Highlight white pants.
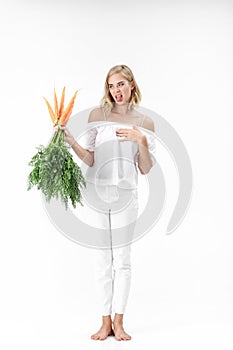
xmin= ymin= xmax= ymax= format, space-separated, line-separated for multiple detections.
xmin=82 ymin=183 xmax=139 ymax=316
xmin=92 ymin=244 xmax=132 ymax=316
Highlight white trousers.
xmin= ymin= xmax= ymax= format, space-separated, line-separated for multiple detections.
xmin=82 ymin=183 xmax=139 ymax=316
xmin=92 ymin=243 xmax=132 ymax=316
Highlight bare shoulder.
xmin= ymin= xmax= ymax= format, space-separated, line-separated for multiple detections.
xmin=88 ymin=107 xmax=104 ymax=123
xmin=142 ymin=115 xmax=155 ymax=132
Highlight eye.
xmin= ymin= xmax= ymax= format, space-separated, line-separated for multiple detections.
xmin=118 ymin=82 xmax=124 ymax=87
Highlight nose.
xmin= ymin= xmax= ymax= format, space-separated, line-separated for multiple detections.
xmin=114 ymin=86 xmax=121 ymax=94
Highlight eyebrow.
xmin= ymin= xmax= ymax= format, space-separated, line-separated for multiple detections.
xmin=108 ymin=80 xmax=125 ymax=86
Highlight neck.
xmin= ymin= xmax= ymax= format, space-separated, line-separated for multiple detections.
xmin=111 ymin=103 xmax=133 ymax=115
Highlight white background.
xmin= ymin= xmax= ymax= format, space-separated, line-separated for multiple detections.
xmin=0 ymin=0 xmax=233 ymax=349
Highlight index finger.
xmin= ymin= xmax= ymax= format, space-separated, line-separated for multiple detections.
xmin=116 ymin=128 xmax=130 ymax=132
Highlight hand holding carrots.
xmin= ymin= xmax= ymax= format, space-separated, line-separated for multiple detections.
xmin=53 ymin=125 xmax=75 ymax=146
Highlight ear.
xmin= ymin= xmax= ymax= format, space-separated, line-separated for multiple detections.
xmin=131 ymin=81 xmax=135 ymax=90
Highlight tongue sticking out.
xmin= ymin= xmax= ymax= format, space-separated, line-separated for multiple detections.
xmin=116 ymin=95 xmax=123 ymax=102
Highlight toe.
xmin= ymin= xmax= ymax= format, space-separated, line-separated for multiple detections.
xmin=115 ymin=334 xmax=122 ymax=341
xmin=91 ymin=333 xmax=100 ymax=340
xmin=124 ymin=333 xmax=131 ymax=340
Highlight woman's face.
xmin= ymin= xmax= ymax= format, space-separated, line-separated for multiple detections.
xmin=108 ymin=73 xmax=134 ymax=104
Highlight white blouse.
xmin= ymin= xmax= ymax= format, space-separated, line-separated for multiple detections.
xmin=78 ymin=120 xmax=156 ymax=189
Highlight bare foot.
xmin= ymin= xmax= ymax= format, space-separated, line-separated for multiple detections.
xmin=91 ymin=325 xmax=114 ymax=340
xmin=113 ymin=321 xmax=131 ymax=341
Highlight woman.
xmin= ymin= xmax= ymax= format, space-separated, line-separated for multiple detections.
xmin=60 ymin=64 xmax=156 ymax=340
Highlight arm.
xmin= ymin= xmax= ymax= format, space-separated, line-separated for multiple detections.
xmin=137 ymin=116 xmax=155 ymax=174
xmin=59 ymin=126 xmax=94 ymax=167
xmin=70 ymin=140 xmax=94 ymax=167
xmin=56 ymin=124 xmax=94 ymax=167
xmin=137 ymin=136 xmax=153 ymax=175
xmin=116 ymin=116 xmax=155 ymax=175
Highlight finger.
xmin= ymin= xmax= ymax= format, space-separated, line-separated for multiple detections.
xmin=116 ymin=130 xmax=128 ymax=135
xmin=117 ymin=128 xmax=130 ymax=133
xmin=52 ymin=126 xmax=59 ymax=133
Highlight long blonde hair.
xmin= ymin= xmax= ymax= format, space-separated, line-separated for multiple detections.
xmin=100 ymin=64 xmax=142 ymax=115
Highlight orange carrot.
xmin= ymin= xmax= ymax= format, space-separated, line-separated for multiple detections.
xmin=58 ymin=90 xmax=78 ymax=125
xmin=58 ymin=86 xmax=66 ymax=118
xmin=59 ymin=91 xmax=78 ymax=125
xmin=43 ymin=97 xmax=56 ymax=123
xmin=54 ymin=88 xmax=58 ymax=117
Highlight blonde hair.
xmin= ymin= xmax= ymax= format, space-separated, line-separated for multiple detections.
xmin=100 ymin=64 xmax=142 ymax=115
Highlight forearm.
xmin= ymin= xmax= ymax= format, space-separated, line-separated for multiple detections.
xmin=70 ymin=141 xmax=94 ymax=167
xmin=137 ymin=136 xmax=153 ymax=174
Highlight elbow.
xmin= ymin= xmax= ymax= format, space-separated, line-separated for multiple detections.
xmin=139 ymin=165 xmax=152 ymax=175
xmin=89 ymin=153 xmax=95 ymax=167
xmin=140 ymin=169 xmax=150 ymax=175
xmin=138 ymin=160 xmax=153 ymax=175
xmin=86 ymin=157 xmax=94 ymax=167
xmin=82 ymin=150 xmax=94 ymax=167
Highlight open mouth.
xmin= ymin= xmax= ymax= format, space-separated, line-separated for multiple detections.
xmin=115 ymin=94 xmax=123 ymax=102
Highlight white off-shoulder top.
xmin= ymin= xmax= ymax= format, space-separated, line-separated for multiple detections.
xmin=78 ymin=113 xmax=156 ymax=189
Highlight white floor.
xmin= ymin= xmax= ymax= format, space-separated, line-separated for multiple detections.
xmin=2 ymin=308 xmax=232 ymax=350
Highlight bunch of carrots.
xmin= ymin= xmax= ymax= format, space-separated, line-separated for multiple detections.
xmin=27 ymin=87 xmax=86 ymax=209
xmin=43 ymin=86 xmax=78 ymax=126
